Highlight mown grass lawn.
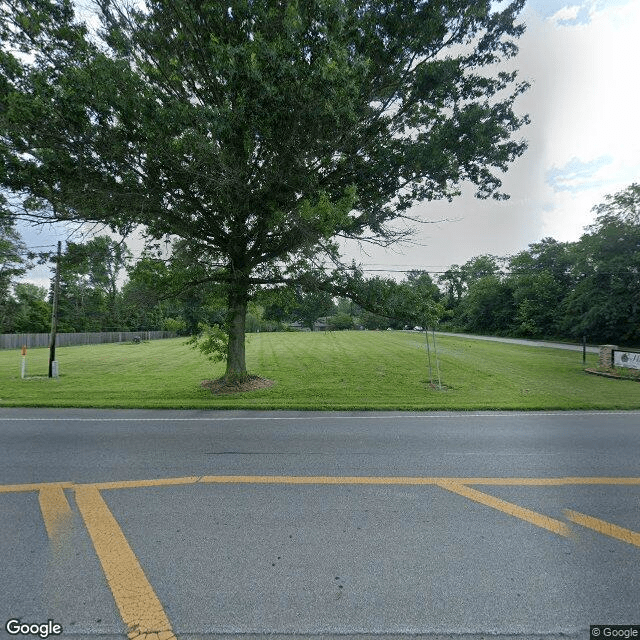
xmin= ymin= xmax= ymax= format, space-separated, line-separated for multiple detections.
xmin=1 ymin=331 xmax=639 ymax=410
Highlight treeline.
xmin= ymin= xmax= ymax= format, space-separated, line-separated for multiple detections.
xmin=439 ymin=183 xmax=640 ymax=345
xmin=307 ymin=182 xmax=640 ymax=346
xmin=0 ymin=233 xmax=436 ymax=336
xmin=0 ymin=224 xmax=442 ymax=336
xmin=0 ymin=233 xmax=219 ymax=335
xmin=1 ymin=184 xmax=638 ymax=346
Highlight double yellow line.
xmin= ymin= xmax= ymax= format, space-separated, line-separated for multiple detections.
xmin=7 ymin=475 xmax=640 ymax=639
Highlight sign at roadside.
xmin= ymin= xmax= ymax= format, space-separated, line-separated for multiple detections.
xmin=614 ymin=350 xmax=640 ymax=370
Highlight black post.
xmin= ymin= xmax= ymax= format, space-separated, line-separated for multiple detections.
xmin=48 ymin=241 xmax=61 ymax=378
xmin=582 ymin=335 xmax=586 ymax=365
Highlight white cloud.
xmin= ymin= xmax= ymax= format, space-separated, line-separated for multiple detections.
xmin=529 ymin=0 xmax=640 ymax=239
xmin=548 ymin=5 xmax=583 ymax=24
xmin=545 ymin=156 xmax=613 ymax=192
xmin=362 ymin=0 xmax=640 ymax=269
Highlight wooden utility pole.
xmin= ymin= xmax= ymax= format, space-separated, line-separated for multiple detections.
xmin=48 ymin=241 xmax=61 ymax=378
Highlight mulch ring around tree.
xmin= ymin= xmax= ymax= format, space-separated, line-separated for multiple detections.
xmin=201 ymin=375 xmax=275 ymax=395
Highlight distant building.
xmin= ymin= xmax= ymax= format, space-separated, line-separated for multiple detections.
xmin=288 ymin=319 xmax=329 ymax=332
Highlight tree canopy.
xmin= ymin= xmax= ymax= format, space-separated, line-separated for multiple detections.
xmin=439 ymin=183 xmax=640 ymax=345
xmin=0 ymin=0 xmax=529 ymax=378
xmin=0 ymin=214 xmax=32 ymax=330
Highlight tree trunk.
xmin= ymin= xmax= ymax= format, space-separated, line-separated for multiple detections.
xmin=225 ymin=284 xmax=248 ymax=379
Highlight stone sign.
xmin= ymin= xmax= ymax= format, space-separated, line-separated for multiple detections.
xmin=614 ymin=350 xmax=640 ymax=370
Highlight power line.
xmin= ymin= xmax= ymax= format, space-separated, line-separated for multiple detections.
xmin=359 ymin=268 xmax=449 ymax=274
xmin=3 ymin=242 xmax=638 ymax=280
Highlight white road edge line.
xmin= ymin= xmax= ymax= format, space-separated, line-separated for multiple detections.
xmin=0 ymin=411 xmax=639 ymax=422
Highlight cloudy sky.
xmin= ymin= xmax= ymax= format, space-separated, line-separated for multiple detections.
xmin=19 ymin=0 xmax=640 ymax=285
xmin=344 ymin=0 xmax=640 ymax=277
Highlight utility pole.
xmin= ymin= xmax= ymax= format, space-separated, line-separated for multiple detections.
xmin=48 ymin=241 xmax=61 ymax=378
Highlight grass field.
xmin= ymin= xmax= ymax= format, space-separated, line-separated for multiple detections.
xmin=1 ymin=331 xmax=639 ymax=410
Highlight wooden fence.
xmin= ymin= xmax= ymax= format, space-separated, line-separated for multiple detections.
xmin=0 ymin=331 xmax=176 ymax=350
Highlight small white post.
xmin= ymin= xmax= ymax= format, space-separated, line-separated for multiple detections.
xmin=21 ymin=345 xmax=27 ymax=379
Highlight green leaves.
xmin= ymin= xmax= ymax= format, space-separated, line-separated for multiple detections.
xmin=297 ymin=185 xmax=358 ymax=238
xmin=1 ymin=0 xmax=529 ymax=240
xmin=0 ymin=216 xmax=30 ymax=324
xmin=336 ymin=270 xmax=444 ymax=328
xmin=1 ymin=0 xmax=530 ymax=372
xmin=186 ymin=322 xmax=229 ymax=363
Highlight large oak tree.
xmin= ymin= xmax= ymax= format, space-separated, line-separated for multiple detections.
xmin=1 ymin=0 xmax=529 ymax=378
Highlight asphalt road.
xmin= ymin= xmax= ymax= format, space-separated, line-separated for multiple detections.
xmin=1 ymin=409 xmax=639 ymax=640
xmin=433 ymin=331 xmax=600 ymax=353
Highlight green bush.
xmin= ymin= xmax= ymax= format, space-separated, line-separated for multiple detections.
xmin=327 ymin=312 xmax=354 ymax=331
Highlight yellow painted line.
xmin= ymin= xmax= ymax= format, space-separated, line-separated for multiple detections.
xmin=38 ymin=486 xmax=72 ymax=541
xmin=0 ymin=481 xmax=73 ymax=493
xmin=437 ymin=481 xmax=572 ymax=538
xmin=74 ymin=486 xmax=176 ymax=640
xmin=199 ymin=475 xmax=640 ymax=486
xmin=465 ymin=477 xmax=640 ymax=486
xmin=564 ymin=510 xmax=640 ymax=548
xmin=94 ymin=476 xmax=200 ymax=491
xmin=1 ymin=476 xmax=639 ymax=493
xmin=199 ymin=474 xmax=443 ymax=485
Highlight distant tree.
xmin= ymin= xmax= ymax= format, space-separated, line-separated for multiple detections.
xmin=245 ymin=301 xmax=266 ymax=333
xmin=162 ymin=315 xmax=187 ymax=335
xmin=447 ymin=184 xmax=640 ymax=343
xmin=123 ymin=239 xmax=226 ymax=333
xmin=406 ymin=270 xmax=441 ymax=301
xmin=507 ymin=238 xmax=574 ymax=337
xmin=457 ymin=274 xmax=514 ymax=334
xmin=443 ymin=255 xmax=505 ymax=330
xmin=56 ymin=236 xmax=130 ymax=331
xmin=290 ymin=289 xmax=336 ymax=331
xmin=85 ymin=236 xmax=130 ymax=306
xmin=121 ymin=252 xmax=171 ymax=331
xmin=1 ymin=0 xmax=530 ymax=379
xmin=334 ymin=297 xmax=357 ymax=318
xmin=461 ymin=254 xmax=503 ymax=284
xmin=359 ymin=309 xmax=393 ymax=330
xmin=10 ymin=283 xmax=51 ymax=332
xmin=339 ymin=272 xmax=443 ymax=329
xmin=589 ymin=182 xmax=640 ymax=227
xmin=259 ymin=287 xmax=297 ymax=327
xmin=56 ymin=247 xmax=105 ymax=332
xmin=560 ymin=184 xmax=640 ymax=345
xmin=327 ymin=311 xmax=354 ymax=331
xmin=0 ymin=213 xmax=32 ymax=331
xmin=162 ymin=240 xmax=227 ymax=334
xmin=439 ymin=266 xmax=465 ymax=308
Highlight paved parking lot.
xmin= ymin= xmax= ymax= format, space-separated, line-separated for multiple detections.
xmin=2 ymin=473 xmax=639 ymax=639
xmin=1 ymin=410 xmax=639 ymax=639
